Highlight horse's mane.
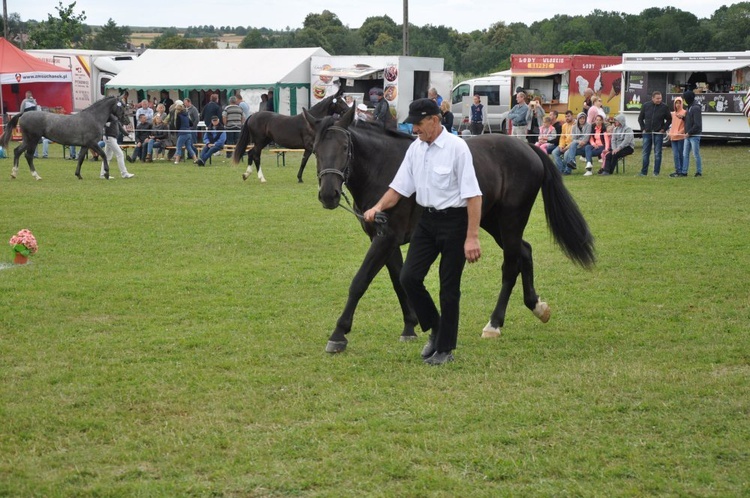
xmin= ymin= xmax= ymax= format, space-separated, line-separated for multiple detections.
xmin=81 ymin=96 xmax=117 ymax=114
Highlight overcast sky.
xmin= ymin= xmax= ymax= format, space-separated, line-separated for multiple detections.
xmin=14 ymin=0 xmax=731 ymax=33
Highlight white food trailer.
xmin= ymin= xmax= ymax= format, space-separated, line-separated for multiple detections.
xmin=603 ymin=51 xmax=750 ymax=139
xmin=310 ymin=55 xmax=451 ymax=122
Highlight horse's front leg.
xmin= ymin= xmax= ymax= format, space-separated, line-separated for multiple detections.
xmin=296 ymin=149 xmax=312 ymax=183
xmin=74 ymin=147 xmax=89 ymax=179
xmin=326 ymin=234 xmax=401 ymax=353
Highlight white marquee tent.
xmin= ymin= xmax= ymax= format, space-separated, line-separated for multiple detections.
xmin=105 ymin=47 xmax=330 ymax=115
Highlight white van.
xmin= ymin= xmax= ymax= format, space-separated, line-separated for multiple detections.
xmin=451 ymin=71 xmax=512 ymax=133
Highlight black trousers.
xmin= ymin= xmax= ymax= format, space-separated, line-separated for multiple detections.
xmin=603 ymin=146 xmax=634 ymax=174
xmin=400 ymin=207 xmax=468 ymax=353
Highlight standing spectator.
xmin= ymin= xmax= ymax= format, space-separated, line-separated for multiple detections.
xmin=355 ymin=103 xmax=370 ymax=122
xmin=535 ymin=116 xmax=557 ymax=153
xmin=258 ymin=94 xmax=268 ymax=113
xmin=507 ymin=92 xmax=529 ymax=140
xmin=20 ymin=91 xmax=38 ymax=112
xmin=681 ymin=90 xmax=703 ymax=177
xmin=362 ymin=98 xmax=483 ymax=366
xmin=201 ymin=93 xmax=221 ymax=124
xmin=469 ymin=95 xmax=485 ymax=136
xmin=100 ymin=114 xmax=135 ymax=179
xmin=583 ymin=115 xmax=609 ymax=176
xmin=668 ymin=97 xmax=687 ymax=177
xmin=184 ymin=97 xmax=200 ymax=155
xmin=599 ymin=114 xmax=634 ymax=175
xmin=552 ymin=110 xmax=575 ymax=174
xmin=159 ymin=90 xmax=173 ymax=113
xmin=582 ymin=88 xmax=594 ymax=115
xmin=266 ymin=89 xmax=275 ymax=112
xmin=223 ymin=95 xmax=244 ymax=155
xmin=128 ymin=113 xmax=151 ymax=163
xmin=638 ymin=91 xmax=672 ymax=176
xmin=428 ymin=87 xmax=443 ymax=106
xmin=586 ymin=96 xmax=605 ymax=125
xmin=236 ymin=93 xmax=251 ymax=121
xmin=526 ymin=98 xmax=544 ymax=145
xmin=172 ymin=103 xmax=198 ymax=164
xmin=196 ymin=115 xmax=226 ymax=167
xmin=135 ymin=99 xmax=153 ymax=124
xmin=440 ymin=100 xmax=454 ymax=133
xmin=370 ymin=88 xmax=389 ymax=126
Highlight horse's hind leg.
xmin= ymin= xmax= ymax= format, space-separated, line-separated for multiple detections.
xmin=243 ymin=148 xmax=261 ymax=181
xmin=24 ymin=147 xmax=42 ymax=181
xmin=11 ymin=143 xmax=26 ymax=179
xmin=74 ymin=147 xmax=89 ymax=179
xmin=296 ymin=149 xmax=312 ymax=183
xmin=519 ymin=239 xmax=550 ymax=323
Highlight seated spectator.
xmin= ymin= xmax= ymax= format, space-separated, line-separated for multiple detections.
xmin=145 ymin=114 xmax=170 ymax=162
xmin=583 ymin=115 xmax=609 ymax=176
xmin=564 ymin=112 xmax=591 ymax=171
xmin=535 ymin=116 xmax=557 ymax=153
xmin=599 ymin=114 xmax=634 ymax=175
xmin=547 ymin=110 xmax=562 ymax=153
xmin=153 ymin=103 xmax=167 ymax=124
xmin=129 ymin=113 xmax=152 ymax=163
xmin=552 ymin=110 xmax=575 ymax=174
xmin=135 ymin=100 xmax=154 ymax=124
xmin=196 ymin=115 xmax=226 ymax=166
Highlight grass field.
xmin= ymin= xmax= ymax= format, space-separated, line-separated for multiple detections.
xmin=1 ymin=144 xmax=748 ymax=496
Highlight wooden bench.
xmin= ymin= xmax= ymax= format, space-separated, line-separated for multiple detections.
xmin=267 ymin=148 xmax=305 ymax=167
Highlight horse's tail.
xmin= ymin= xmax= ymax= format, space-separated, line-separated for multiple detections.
xmin=1 ymin=113 xmax=21 ymax=148
xmin=232 ymin=118 xmax=253 ymax=165
xmin=533 ymin=146 xmax=596 ymax=268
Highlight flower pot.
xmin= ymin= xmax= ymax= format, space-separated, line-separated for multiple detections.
xmin=13 ymin=252 xmax=28 ymax=264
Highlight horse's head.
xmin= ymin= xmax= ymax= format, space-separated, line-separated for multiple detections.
xmin=113 ymin=96 xmax=129 ymax=125
xmin=304 ymin=104 xmax=356 ymax=210
xmin=309 ymin=85 xmax=350 ymax=119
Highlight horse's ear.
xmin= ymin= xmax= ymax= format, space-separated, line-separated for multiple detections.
xmin=302 ymin=108 xmax=317 ymax=132
xmin=335 ymin=101 xmax=355 ymax=128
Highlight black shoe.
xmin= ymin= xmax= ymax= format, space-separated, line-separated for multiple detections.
xmin=196 ymin=159 xmax=205 ymax=167
xmin=669 ymin=172 xmax=682 ymax=178
xmin=126 ymin=155 xmax=135 ymax=163
xmin=694 ymin=172 xmax=702 ymax=177
xmin=566 ymin=161 xmax=577 ymax=170
xmin=424 ymin=351 xmax=455 ymax=365
xmin=421 ymin=333 xmax=437 ymax=359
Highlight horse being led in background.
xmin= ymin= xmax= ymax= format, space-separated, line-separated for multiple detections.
xmin=304 ymin=105 xmax=596 ymax=353
xmin=232 ymin=87 xmax=350 ymax=183
xmin=1 ymin=96 xmax=128 ymax=180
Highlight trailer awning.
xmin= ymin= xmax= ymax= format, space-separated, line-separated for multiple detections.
xmin=318 ymin=66 xmax=382 ymax=79
xmin=509 ymin=69 xmax=568 ymax=77
xmin=603 ymin=60 xmax=750 ymax=73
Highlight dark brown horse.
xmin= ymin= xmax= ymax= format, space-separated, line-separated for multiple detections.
xmin=304 ymin=105 xmax=596 ymax=353
xmin=232 ymin=87 xmax=350 ymax=183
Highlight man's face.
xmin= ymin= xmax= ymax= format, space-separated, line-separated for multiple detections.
xmin=473 ymin=96 xmax=480 ymax=104
xmin=516 ymin=93 xmax=525 ymax=104
xmin=412 ymin=115 xmax=441 ymax=143
xmin=141 ymin=101 xmax=148 ymax=108
xmin=565 ymin=112 xmax=574 ymax=123
xmin=212 ymin=119 xmax=220 ymax=126
xmin=652 ymin=93 xmax=662 ymax=105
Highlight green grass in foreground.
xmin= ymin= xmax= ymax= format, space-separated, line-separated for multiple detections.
xmin=1 ymin=144 xmax=749 ymax=496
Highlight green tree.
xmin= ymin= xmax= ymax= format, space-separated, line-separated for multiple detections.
xmin=91 ymin=18 xmax=131 ymax=50
xmin=358 ymin=15 xmax=400 ymax=53
xmin=708 ymin=2 xmax=750 ymax=50
xmin=28 ymin=1 xmax=89 ymax=49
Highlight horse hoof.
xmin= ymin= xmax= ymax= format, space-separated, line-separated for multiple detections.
xmin=260 ymin=178 xmax=267 ymax=183
xmin=76 ymin=174 xmax=83 ymax=180
xmin=481 ymin=321 xmax=502 ymax=338
xmin=325 ymin=340 xmax=348 ymax=354
xmin=242 ymin=174 xmax=249 ymax=181
xmin=533 ymin=300 xmax=551 ymax=323
xmin=399 ymin=334 xmax=418 ymax=342
xmin=297 ymin=178 xmax=303 ymax=183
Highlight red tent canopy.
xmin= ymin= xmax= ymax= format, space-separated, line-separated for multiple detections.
xmin=0 ymin=38 xmax=73 ymax=114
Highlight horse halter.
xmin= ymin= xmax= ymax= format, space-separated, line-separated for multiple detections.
xmin=316 ymin=125 xmax=352 ymax=185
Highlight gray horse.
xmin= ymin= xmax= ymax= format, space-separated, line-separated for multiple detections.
xmin=1 ymin=96 xmax=128 ymax=180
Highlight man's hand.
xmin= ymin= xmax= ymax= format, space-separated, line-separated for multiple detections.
xmin=363 ymin=207 xmax=379 ymax=223
xmin=465 ymin=236 xmax=481 ymax=263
